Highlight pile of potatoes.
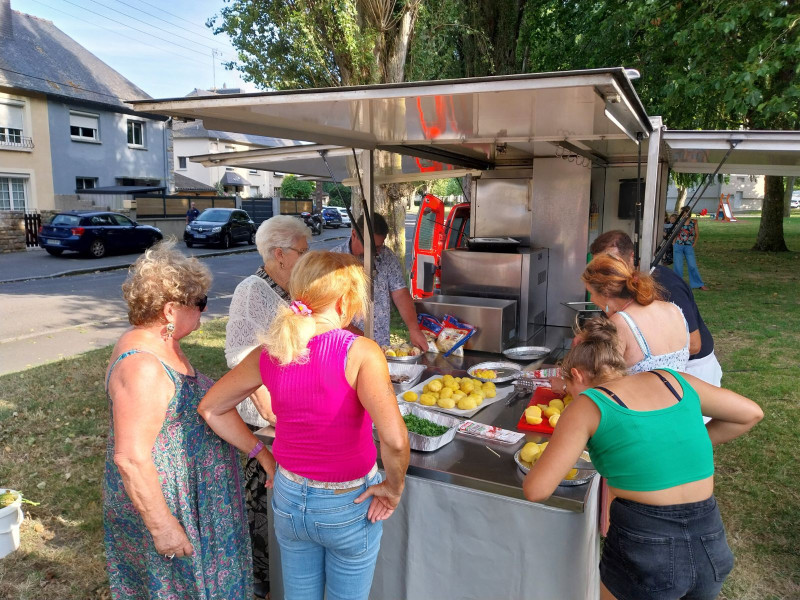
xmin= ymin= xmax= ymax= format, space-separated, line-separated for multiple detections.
xmin=518 ymin=441 xmax=578 ymax=480
xmin=524 ymin=394 xmax=573 ymax=429
xmin=402 ymin=374 xmax=496 ymax=411
xmin=383 ymin=343 xmax=423 ymax=358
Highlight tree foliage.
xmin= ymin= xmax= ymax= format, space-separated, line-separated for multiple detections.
xmin=280 ymin=174 xmax=315 ymax=198
xmin=429 ymin=177 xmax=462 ymax=198
xmin=323 ymin=182 xmax=352 ymax=207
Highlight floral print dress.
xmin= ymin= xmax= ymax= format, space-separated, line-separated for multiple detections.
xmin=103 ymin=350 xmax=252 ymax=599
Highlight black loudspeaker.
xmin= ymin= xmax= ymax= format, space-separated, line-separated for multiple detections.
xmin=618 ymin=179 xmax=644 ymax=220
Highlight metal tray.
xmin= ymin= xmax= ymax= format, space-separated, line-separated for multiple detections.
xmin=396 ymin=375 xmax=513 ymax=418
xmin=388 ymin=363 xmax=427 ymax=393
xmin=513 ymin=449 xmax=596 ymax=486
xmin=502 ymin=346 xmax=552 ymax=362
xmin=374 ymin=404 xmax=459 ymax=452
xmin=468 ymin=361 xmax=523 ymax=383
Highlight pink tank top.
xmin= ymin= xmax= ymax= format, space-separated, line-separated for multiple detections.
xmin=260 ymin=329 xmax=376 ymax=482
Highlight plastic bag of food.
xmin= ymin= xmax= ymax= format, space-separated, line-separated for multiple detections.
xmin=435 ymin=314 xmax=476 ymax=357
xmin=417 ymin=313 xmax=444 ymax=353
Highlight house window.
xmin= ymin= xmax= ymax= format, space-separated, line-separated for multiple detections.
xmin=76 ymin=177 xmax=98 ymax=190
xmin=225 ymin=145 xmax=235 ymax=152
xmin=70 ymin=111 xmax=99 ymax=141
xmin=250 ymin=186 xmax=259 ymax=196
xmin=178 ymin=156 xmax=187 ymax=169
xmin=127 ymin=120 xmax=144 ymax=147
xmin=225 ymin=166 xmax=234 ymax=171
xmin=0 ymin=101 xmax=25 ymax=147
xmin=249 ymin=169 xmax=259 ymax=174
xmin=0 ymin=176 xmax=27 ymax=210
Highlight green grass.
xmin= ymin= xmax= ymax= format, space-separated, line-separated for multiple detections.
xmin=1 ymin=219 xmax=799 ymax=599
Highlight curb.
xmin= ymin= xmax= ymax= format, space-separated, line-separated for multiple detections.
xmin=0 ymin=246 xmax=258 ymax=285
xmin=0 ymin=235 xmax=351 ymax=285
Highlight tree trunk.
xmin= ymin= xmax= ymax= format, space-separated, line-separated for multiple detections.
xmin=783 ymin=176 xmax=795 ymax=218
xmin=753 ymin=175 xmax=789 ymax=252
xmin=674 ymin=186 xmax=688 ymax=211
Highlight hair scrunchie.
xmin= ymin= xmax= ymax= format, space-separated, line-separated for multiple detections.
xmin=290 ymin=300 xmax=312 ymax=316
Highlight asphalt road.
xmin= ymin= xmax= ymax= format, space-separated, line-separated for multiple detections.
xmin=0 ymin=217 xmax=417 ymax=375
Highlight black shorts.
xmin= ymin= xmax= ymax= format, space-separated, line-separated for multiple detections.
xmin=601 ymin=495 xmax=734 ymax=600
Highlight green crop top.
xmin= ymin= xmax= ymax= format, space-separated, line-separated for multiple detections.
xmin=583 ymin=369 xmax=713 ymax=492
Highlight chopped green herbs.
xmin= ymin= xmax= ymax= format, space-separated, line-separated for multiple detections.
xmin=403 ymin=414 xmax=450 ymax=437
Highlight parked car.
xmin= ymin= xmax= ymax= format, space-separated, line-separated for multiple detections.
xmin=39 ymin=211 xmax=163 ymax=258
xmin=184 ymin=208 xmax=256 ymax=249
xmin=791 ymin=191 xmax=800 ymax=209
xmin=321 ymin=207 xmax=343 ymax=228
xmin=335 ymin=206 xmax=351 ymax=227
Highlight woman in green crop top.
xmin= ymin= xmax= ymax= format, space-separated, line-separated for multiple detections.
xmin=522 ymin=318 xmax=762 ymax=600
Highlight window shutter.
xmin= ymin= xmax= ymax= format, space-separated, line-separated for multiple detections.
xmin=0 ymin=102 xmax=24 ymax=130
xmin=69 ymin=113 xmax=98 ymax=129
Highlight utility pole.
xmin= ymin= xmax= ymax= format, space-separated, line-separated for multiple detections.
xmin=211 ymin=49 xmax=223 ymax=91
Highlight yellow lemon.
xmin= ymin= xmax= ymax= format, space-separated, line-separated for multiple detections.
xmin=402 ymin=391 xmax=418 ymax=403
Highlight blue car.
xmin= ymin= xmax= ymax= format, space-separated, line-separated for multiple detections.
xmin=321 ymin=207 xmax=343 ymax=228
xmin=39 ymin=211 xmax=163 ymax=258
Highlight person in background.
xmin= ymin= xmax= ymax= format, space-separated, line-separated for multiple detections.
xmin=661 ymin=213 xmax=677 ymax=265
xmin=582 ymin=254 xmax=689 ymax=374
xmin=199 ymin=251 xmax=410 ymax=600
xmin=524 ymin=318 xmax=763 ymax=600
xmin=589 ymin=230 xmax=722 ymax=386
xmin=673 ymin=215 xmax=709 ymax=291
xmin=103 ymin=241 xmax=251 ymax=599
xmin=225 ymin=215 xmax=311 ymax=599
xmin=332 ymin=213 xmax=427 ymax=351
xmin=185 ymin=201 xmax=200 ymax=224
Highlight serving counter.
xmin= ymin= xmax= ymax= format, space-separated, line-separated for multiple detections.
xmin=257 ymin=333 xmax=601 ymax=600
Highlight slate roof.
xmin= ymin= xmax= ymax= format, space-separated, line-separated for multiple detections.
xmin=0 ymin=8 xmax=151 ymax=109
xmin=172 ymin=118 xmax=298 ymax=148
xmin=174 ymin=172 xmax=216 ymax=192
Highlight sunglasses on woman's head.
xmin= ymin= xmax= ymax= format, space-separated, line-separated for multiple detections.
xmin=195 ymin=295 xmax=208 ymax=311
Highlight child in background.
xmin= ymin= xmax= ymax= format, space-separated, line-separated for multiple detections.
xmin=662 ymin=213 xmax=677 ymax=265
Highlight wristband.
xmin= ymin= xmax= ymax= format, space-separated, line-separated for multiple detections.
xmin=248 ymin=441 xmax=264 ymax=459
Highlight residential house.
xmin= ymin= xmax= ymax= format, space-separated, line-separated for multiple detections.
xmin=666 ymin=175 xmax=765 ymax=214
xmin=0 ymin=0 xmax=169 ymax=220
xmin=174 ymin=88 xmax=293 ymax=198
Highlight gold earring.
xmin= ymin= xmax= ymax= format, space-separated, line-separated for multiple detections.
xmin=165 ymin=322 xmax=175 ymax=339
xmin=280 ymin=262 xmax=284 ymax=269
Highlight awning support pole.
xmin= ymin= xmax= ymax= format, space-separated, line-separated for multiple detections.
xmin=634 ymin=132 xmax=643 ymax=267
xmin=650 ymin=140 xmax=741 ymax=269
xmin=362 ymin=150 xmax=376 ymax=340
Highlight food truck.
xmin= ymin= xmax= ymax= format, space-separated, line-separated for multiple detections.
xmin=132 ymin=67 xmax=800 ymax=599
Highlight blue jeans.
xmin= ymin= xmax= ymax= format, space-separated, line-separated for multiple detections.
xmin=271 ymin=468 xmax=383 ymax=600
xmin=673 ymin=244 xmax=705 ymax=288
xmin=601 ymin=496 xmax=734 ymax=600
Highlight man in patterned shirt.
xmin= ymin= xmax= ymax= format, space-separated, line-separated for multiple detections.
xmin=332 ymin=213 xmax=428 ymax=350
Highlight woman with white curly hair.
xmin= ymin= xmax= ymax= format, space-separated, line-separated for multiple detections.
xmin=224 ymin=214 xmax=311 ymax=598
xmin=103 ymin=240 xmax=251 ymax=599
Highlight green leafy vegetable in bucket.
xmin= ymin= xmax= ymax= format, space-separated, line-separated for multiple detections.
xmin=403 ymin=414 xmax=450 ymax=437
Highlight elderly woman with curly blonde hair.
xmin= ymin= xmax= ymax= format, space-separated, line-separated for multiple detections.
xmin=103 ymin=241 xmax=251 ymax=599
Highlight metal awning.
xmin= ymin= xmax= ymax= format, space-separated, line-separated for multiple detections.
xmin=189 ymin=144 xmax=480 ymax=185
xmin=130 ymin=68 xmax=653 ymax=169
xmin=219 ymin=171 xmax=251 ymax=186
xmin=664 ymin=130 xmax=800 ymax=176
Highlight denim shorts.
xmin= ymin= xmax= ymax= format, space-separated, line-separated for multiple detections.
xmin=601 ymin=495 xmax=734 ymax=600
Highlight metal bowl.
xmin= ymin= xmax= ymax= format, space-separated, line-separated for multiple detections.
xmin=385 ymin=353 xmax=424 ymax=364
xmin=514 ymin=449 xmax=596 ymax=486
xmin=502 ymin=346 xmax=552 ymax=362
xmin=388 ymin=363 xmax=426 ymax=393
xmin=468 ymin=361 xmax=522 ymax=383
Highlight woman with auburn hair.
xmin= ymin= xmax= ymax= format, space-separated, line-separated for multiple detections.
xmin=103 ymin=241 xmax=251 ymax=599
xmin=524 ymin=318 xmax=763 ymax=600
xmin=581 ymin=254 xmax=690 ymax=374
xmin=199 ymin=251 xmax=410 ymax=600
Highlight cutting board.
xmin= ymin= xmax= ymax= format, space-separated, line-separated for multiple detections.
xmin=515 ymin=387 xmax=563 ymax=434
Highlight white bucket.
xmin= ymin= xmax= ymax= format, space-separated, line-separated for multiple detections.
xmin=0 ymin=489 xmax=23 ymax=559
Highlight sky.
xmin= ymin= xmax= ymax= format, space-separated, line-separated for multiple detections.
xmin=13 ymin=0 xmax=258 ymax=99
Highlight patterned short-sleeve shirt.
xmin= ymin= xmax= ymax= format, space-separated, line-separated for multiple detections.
xmin=676 ymin=220 xmax=697 ymax=245
xmin=331 ymin=239 xmax=406 ymax=346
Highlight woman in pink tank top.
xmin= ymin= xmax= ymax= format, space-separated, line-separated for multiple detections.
xmin=199 ymin=251 xmax=410 ymax=600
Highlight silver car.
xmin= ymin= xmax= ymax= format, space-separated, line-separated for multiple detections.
xmin=335 ymin=206 xmax=352 ymax=227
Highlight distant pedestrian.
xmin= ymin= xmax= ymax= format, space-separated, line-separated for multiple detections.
xmin=661 ymin=213 xmax=677 ymax=265
xmin=186 ymin=201 xmax=200 ymax=224
xmin=673 ymin=216 xmax=709 ymax=291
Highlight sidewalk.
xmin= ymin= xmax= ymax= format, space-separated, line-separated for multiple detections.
xmin=0 ymin=244 xmax=258 ymax=284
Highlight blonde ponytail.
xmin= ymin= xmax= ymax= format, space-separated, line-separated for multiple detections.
xmin=261 ymin=251 xmax=369 ymax=365
xmin=582 ymin=254 xmax=663 ymax=306
xmin=561 ymin=317 xmax=627 ymax=383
